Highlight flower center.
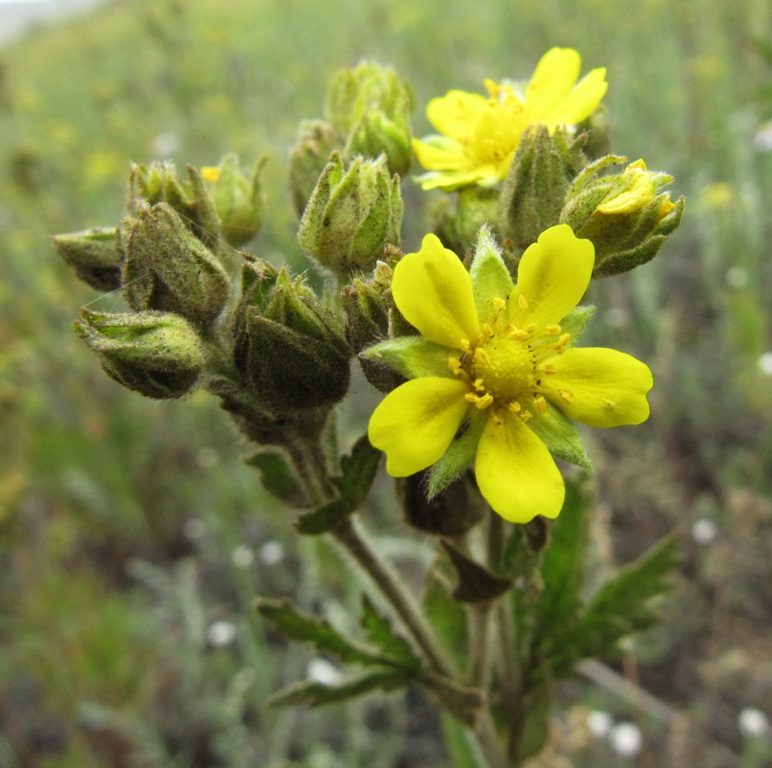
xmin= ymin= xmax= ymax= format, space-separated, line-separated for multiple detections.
xmin=471 ymin=336 xmax=535 ymax=401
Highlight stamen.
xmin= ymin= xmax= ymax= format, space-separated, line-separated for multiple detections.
xmin=533 ymin=396 xmax=548 ymax=414
xmin=492 ymin=297 xmax=506 ymax=312
xmin=460 ymin=338 xmax=470 ymax=352
xmin=558 ymin=389 xmax=574 ymax=404
xmin=551 ymin=333 xmax=571 ymax=353
xmin=448 ymin=357 xmax=462 ymax=375
xmin=519 ymin=409 xmax=533 ymax=422
xmin=472 ymin=377 xmax=486 ymax=392
xmin=517 ymin=294 xmax=529 ymax=311
xmin=465 ymin=392 xmax=494 ymax=410
xmin=546 ymin=324 xmax=561 ymax=336
xmin=507 ymin=401 xmax=522 ymax=413
xmin=474 ymin=349 xmax=490 ymax=366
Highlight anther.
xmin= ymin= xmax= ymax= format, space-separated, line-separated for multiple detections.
xmin=517 ymin=294 xmax=529 ymax=311
xmin=534 ymin=396 xmax=548 ymax=414
xmin=558 ymin=389 xmax=574 ymax=404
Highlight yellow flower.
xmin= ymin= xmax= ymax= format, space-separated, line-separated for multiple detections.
xmin=595 ymin=159 xmax=675 ymax=220
xmin=412 ymin=48 xmax=607 ymax=190
xmin=367 ymin=225 xmax=652 ymax=523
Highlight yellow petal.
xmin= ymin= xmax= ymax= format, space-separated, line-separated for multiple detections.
xmin=426 ymin=90 xmax=490 ymax=140
xmin=542 ymin=347 xmax=653 ymax=427
xmin=368 ymin=377 xmax=471 ymax=476
xmin=509 ymin=225 xmax=594 ymax=328
xmin=412 ymin=136 xmax=470 ymax=172
xmin=541 ymin=67 xmax=607 ymax=127
xmin=392 ymin=234 xmax=481 ymax=347
xmin=596 ymin=165 xmax=655 ymax=215
xmin=475 ymin=412 xmax=565 ymax=523
xmin=524 ymin=48 xmax=581 ymax=117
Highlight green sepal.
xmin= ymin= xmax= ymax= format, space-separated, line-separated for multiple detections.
xmin=363 ymin=336 xmax=453 ymax=379
xmin=469 ymin=225 xmax=513 ymax=323
xmin=527 ymin=406 xmax=592 ymax=470
xmin=426 ymin=408 xmax=486 ymax=498
xmin=267 ymin=668 xmax=408 ymax=709
xmin=296 ymin=433 xmax=381 ymax=534
xmin=255 ymin=597 xmax=391 ymax=667
xmin=360 ymin=595 xmax=421 ymax=670
xmin=441 ymin=541 xmax=513 ymax=603
xmin=244 ymin=448 xmax=312 ymax=508
xmin=559 ymin=304 xmax=596 ymax=347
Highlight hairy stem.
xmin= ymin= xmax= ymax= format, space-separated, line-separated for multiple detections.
xmin=331 ymin=516 xmax=453 ymax=678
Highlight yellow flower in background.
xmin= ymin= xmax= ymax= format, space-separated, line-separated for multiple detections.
xmin=366 ymin=225 xmax=652 ymax=523
xmin=412 ymin=48 xmax=607 ymax=190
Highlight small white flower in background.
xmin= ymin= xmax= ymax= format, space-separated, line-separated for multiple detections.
xmin=207 ymin=620 xmax=237 ymax=647
xmin=754 ymin=121 xmax=772 ymax=152
xmin=758 ymin=353 xmax=772 ymax=376
xmin=151 ymin=131 xmax=180 ymax=157
xmin=738 ymin=708 xmax=770 ymax=738
xmin=691 ymin=518 xmax=718 ymax=545
xmin=587 ymin=710 xmax=613 ymax=737
xmin=258 ymin=540 xmax=285 ymax=566
xmin=609 ymin=721 xmax=643 ymax=758
xmin=183 ymin=517 xmax=206 ymax=541
xmin=725 ymin=266 xmax=748 ymax=288
xmin=307 ymin=657 xmax=342 ymax=686
xmin=231 ymin=544 xmax=254 ymax=568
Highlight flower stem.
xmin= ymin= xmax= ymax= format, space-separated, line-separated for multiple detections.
xmin=331 ymin=516 xmax=454 ymax=678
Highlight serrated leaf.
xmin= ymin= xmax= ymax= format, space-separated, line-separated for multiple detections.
xmin=245 ymin=449 xmax=310 ymax=507
xmin=359 ymin=595 xmax=421 ymax=670
xmin=363 ymin=336 xmax=453 ymax=378
xmin=256 ymin=597 xmax=387 ymax=667
xmin=535 ymin=477 xmax=591 ymax=631
xmin=267 ymin=668 xmax=408 ymax=708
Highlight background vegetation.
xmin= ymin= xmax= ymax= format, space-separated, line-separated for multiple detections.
xmin=1 ymin=0 xmax=771 ymax=766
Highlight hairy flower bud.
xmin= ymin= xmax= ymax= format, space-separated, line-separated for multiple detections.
xmin=289 ymin=120 xmax=341 ymax=217
xmin=326 ymin=61 xmax=414 ymax=176
xmin=561 ymin=157 xmax=684 ymax=276
xmin=74 ymin=309 xmax=206 ymax=399
xmin=341 ymin=260 xmax=405 ymax=393
xmin=202 ymin=154 xmax=267 ymax=247
xmin=498 ymin=125 xmax=589 ymax=250
xmin=53 ymin=227 xmax=122 ymax=291
xmin=128 ymin=161 xmax=221 ymax=251
xmin=298 ymin=152 xmax=403 ymax=278
xmin=122 ymin=202 xmax=231 ymax=327
xmin=233 ymin=264 xmax=352 ymax=412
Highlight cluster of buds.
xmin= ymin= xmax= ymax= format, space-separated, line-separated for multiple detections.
xmin=298 ymin=152 xmax=403 ymax=278
xmin=289 ymin=61 xmax=413 ymax=215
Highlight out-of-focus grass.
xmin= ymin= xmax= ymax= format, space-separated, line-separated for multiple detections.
xmin=1 ymin=0 xmax=771 ymax=766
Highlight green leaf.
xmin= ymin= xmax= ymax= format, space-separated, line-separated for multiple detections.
xmin=470 ymin=225 xmax=513 ymax=322
xmin=245 ymin=449 xmax=311 ymax=507
xmin=421 ymin=566 xmax=469 ymax=671
xmin=256 ymin=597 xmax=388 ymax=667
xmin=359 ymin=595 xmax=421 ymax=670
xmin=515 ymin=680 xmax=553 ymax=761
xmin=528 ymin=406 xmax=592 ymax=470
xmin=535 ymin=478 xmax=592 ymax=631
xmin=296 ymin=433 xmax=381 ymax=535
xmin=440 ymin=713 xmax=484 ymax=768
xmin=363 ymin=336 xmax=453 ymax=378
xmin=267 ymin=668 xmax=408 ymax=708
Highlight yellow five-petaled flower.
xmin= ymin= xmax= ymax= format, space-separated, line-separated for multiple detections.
xmin=367 ymin=225 xmax=653 ymax=523
xmin=412 ymin=47 xmax=607 ymax=190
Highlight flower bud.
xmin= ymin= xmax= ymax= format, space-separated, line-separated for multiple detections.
xmin=289 ymin=120 xmax=341 ymax=217
xmin=298 ymin=152 xmax=403 ymax=278
xmin=340 ymin=260 xmax=405 ymax=393
xmin=122 ymin=202 xmax=230 ymax=327
xmin=233 ymin=266 xmax=352 ymax=412
xmin=561 ymin=158 xmax=684 ymax=276
xmin=202 ymin=154 xmax=267 ymax=247
xmin=74 ymin=309 xmax=206 ymax=399
xmin=326 ymin=61 xmax=414 ymax=176
xmin=498 ymin=125 xmax=588 ymax=250
xmin=128 ymin=161 xmax=221 ymax=251
xmin=53 ymin=227 xmax=122 ymax=291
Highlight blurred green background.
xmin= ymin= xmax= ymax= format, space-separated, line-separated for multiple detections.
xmin=1 ymin=0 xmax=771 ymax=766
